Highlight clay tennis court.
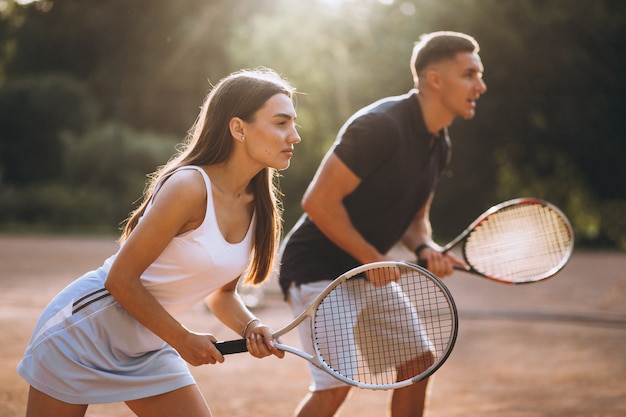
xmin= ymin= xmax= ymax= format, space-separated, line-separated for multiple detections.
xmin=1 ymin=235 xmax=624 ymax=416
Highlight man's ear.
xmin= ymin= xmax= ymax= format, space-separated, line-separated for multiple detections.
xmin=425 ymin=68 xmax=443 ymax=92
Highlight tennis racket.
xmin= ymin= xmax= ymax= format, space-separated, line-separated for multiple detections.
xmin=215 ymin=261 xmax=458 ymax=390
xmin=419 ymin=198 xmax=574 ymax=284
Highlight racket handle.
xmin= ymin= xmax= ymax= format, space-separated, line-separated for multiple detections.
xmin=215 ymin=339 xmax=248 ymax=355
xmin=418 ymin=258 xmax=468 ymax=272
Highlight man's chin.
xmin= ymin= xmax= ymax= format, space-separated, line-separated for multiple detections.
xmin=462 ymin=113 xmax=476 ymax=120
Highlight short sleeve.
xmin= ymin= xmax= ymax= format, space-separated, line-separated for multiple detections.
xmin=333 ymin=113 xmax=398 ymax=180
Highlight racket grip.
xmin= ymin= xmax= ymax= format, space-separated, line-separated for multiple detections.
xmin=419 ymin=258 xmax=466 ymax=272
xmin=215 ymin=339 xmax=248 ymax=355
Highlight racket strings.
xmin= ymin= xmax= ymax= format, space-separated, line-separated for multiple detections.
xmin=313 ymin=266 xmax=456 ymax=389
xmin=465 ymin=203 xmax=573 ymax=281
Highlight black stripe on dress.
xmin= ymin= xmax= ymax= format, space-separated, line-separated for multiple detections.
xmin=72 ymin=288 xmax=112 ymax=314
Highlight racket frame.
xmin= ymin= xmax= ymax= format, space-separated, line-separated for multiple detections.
xmin=216 ymin=261 xmax=458 ymax=390
xmin=441 ymin=197 xmax=574 ymax=284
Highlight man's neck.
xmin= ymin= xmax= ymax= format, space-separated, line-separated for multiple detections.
xmin=416 ymin=92 xmax=453 ymax=135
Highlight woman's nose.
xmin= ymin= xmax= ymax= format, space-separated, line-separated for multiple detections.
xmin=290 ymin=128 xmax=302 ymax=144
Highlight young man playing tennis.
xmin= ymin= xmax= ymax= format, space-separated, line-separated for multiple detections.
xmin=279 ymin=31 xmax=487 ymax=417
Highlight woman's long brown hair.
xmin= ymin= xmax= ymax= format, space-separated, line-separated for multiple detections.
xmin=120 ymin=68 xmax=295 ymax=285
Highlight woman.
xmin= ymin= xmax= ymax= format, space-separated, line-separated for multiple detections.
xmin=17 ymin=68 xmax=301 ymax=417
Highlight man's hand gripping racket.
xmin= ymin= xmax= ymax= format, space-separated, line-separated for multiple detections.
xmin=419 ymin=198 xmax=574 ymax=284
xmin=216 ymin=262 xmax=458 ymax=390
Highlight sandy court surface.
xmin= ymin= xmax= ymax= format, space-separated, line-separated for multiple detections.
xmin=0 ymin=234 xmax=625 ymax=417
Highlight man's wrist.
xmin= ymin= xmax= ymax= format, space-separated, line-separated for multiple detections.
xmin=414 ymin=243 xmax=433 ymax=258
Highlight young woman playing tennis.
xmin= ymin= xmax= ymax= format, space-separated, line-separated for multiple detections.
xmin=18 ymin=68 xmax=301 ymax=417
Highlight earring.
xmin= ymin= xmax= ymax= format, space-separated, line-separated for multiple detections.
xmin=240 ymin=136 xmax=245 ymax=142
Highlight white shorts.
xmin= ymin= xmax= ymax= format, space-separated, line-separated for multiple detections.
xmin=287 ymin=279 xmax=433 ymax=392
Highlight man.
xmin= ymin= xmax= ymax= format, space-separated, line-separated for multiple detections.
xmin=279 ymin=31 xmax=487 ymax=417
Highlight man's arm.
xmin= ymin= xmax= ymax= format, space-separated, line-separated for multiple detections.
xmin=401 ymin=195 xmax=465 ymax=278
xmin=400 ymin=194 xmax=438 ymax=253
xmin=302 ymin=152 xmax=387 ymax=265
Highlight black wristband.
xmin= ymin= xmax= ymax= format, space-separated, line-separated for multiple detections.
xmin=414 ymin=243 xmax=432 ymax=259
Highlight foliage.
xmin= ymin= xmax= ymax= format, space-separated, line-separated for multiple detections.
xmin=0 ymin=123 xmax=177 ymax=234
xmin=0 ymin=183 xmax=116 ymax=233
xmin=0 ymin=0 xmax=624 ymax=249
xmin=62 ymin=122 xmax=176 ymax=194
xmin=0 ymin=74 xmax=98 ymax=183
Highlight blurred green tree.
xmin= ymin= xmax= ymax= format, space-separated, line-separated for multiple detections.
xmin=0 ymin=74 xmax=98 ymax=183
xmin=0 ymin=0 xmax=623 ymax=248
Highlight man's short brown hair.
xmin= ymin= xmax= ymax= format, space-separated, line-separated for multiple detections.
xmin=411 ymin=31 xmax=480 ymax=82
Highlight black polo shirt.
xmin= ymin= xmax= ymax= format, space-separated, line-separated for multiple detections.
xmin=279 ymin=90 xmax=450 ymax=296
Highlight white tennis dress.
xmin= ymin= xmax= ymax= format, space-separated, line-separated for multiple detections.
xmin=17 ymin=166 xmax=255 ymax=404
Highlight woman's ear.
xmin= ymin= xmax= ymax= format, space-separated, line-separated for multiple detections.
xmin=229 ymin=117 xmax=245 ymax=141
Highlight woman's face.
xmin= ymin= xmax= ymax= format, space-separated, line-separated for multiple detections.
xmin=241 ymin=93 xmax=301 ymax=170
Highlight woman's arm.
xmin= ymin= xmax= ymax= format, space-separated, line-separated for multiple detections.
xmin=205 ymin=280 xmax=284 ymax=358
xmin=105 ymin=169 xmax=225 ymax=366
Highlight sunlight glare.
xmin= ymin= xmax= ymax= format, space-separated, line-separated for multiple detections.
xmin=319 ymin=0 xmax=397 ymax=7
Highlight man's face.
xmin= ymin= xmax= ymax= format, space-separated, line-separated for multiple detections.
xmin=437 ymin=52 xmax=487 ymax=120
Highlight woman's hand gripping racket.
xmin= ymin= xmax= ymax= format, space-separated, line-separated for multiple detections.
xmin=419 ymin=198 xmax=574 ymax=284
xmin=215 ymin=262 xmax=458 ymax=390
